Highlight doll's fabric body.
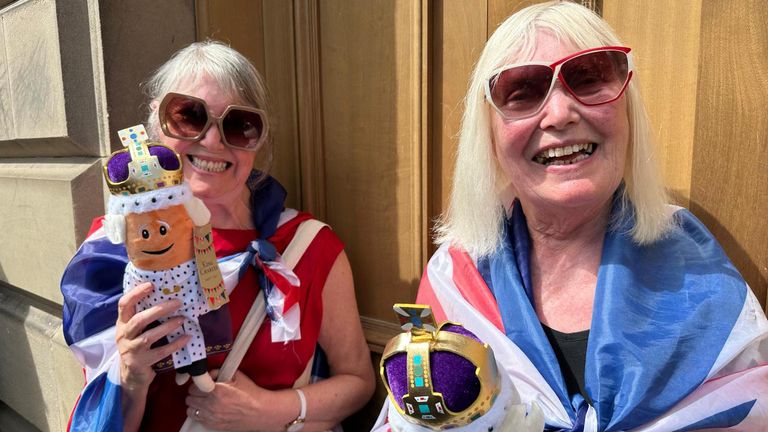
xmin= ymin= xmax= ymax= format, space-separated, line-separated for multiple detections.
xmin=124 ymin=259 xmax=211 ymax=368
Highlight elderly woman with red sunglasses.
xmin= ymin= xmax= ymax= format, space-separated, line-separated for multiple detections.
xmin=61 ymin=40 xmax=375 ymax=432
xmin=375 ymin=2 xmax=768 ymax=431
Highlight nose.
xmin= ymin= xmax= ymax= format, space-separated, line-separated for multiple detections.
xmin=198 ymin=120 xmax=226 ymax=152
xmin=538 ymin=81 xmax=580 ymax=130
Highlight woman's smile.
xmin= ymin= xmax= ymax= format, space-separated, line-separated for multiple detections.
xmin=187 ymin=154 xmax=232 ymax=173
xmin=532 ymin=142 xmax=597 ymax=166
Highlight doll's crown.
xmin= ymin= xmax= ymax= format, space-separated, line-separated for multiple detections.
xmin=103 ymin=125 xmax=183 ymax=196
xmin=380 ymin=304 xmax=500 ymax=430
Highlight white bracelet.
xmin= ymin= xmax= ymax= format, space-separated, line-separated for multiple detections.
xmin=286 ymin=388 xmax=307 ymax=432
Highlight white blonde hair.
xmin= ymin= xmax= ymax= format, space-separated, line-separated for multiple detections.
xmin=143 ymin=40 xmax=273 ymax=179
xmin=434 ymin=0 xmax=672 ymax=257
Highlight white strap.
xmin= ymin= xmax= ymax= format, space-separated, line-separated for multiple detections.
xmin=282 ymin=219 xmax=328 ymax=269
xmin=220 ymin=218 xmax=327 ymax=377
xmin=180 ymin=218 xmax=326 ymax=432
xmin=216 ymin=291 xmax=266 ymax=383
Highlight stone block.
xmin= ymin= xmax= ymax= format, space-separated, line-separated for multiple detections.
xmin=0 ymin=17 xmax=10 ymax=142
xmin=2 ymin=0 xmax=67 ymax=139
xmin=0 ymin=0 xmax=107 ymax=157
xmin=0 ymin=401 xmax=40 ymax=432
xmin=0 ymin=158 xmax=105 ymax=304
xmin=0 ymin=284 xmax=83 ymax=432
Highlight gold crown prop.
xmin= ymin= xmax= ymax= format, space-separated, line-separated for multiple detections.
xmin=103 ymin=125 xmax=183 ymax=196
xmin=380 ymin=304 xmax=501 ymax=430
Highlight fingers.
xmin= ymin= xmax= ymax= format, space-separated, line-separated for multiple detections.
xmin=121 ymin=299 xmax=183 ymax=340
xmin=148 ymin=334 xmax=191 ymax=365
xmin=117 ymin=282 xmax=153 ymax=324
xmin=188 ymin=379 xmax=208 ymax=397
xmin=133 ymin=316 xmax=185 ymax=349
xmin=186 ymin=406 xmax=207 ymax=423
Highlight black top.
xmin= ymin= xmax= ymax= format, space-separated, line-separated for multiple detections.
xmin=541 ymin=324 xmax=591 ymax=405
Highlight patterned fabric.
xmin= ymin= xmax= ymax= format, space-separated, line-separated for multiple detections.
xmin=409 ymin=204 xmax=768 ymax=431
xmin=124 ymin=259 xmax=210 ymax=368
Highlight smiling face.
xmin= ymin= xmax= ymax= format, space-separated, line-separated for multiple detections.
xmin=490 ymin=30 xmax=629 ymax=218
xmin=125 ymin=205 xmax=194 ymax=271
xmin=158 ymin=75 xmax=257 ymax=211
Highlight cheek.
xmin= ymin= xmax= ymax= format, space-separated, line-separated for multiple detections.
xmin=162 ymin=137 xmax=191 ymax=155
xmin=233 ymin=150 xmax=257 ymax=176
xmin=603 ymin=99 xmax=630 ymax=145
xmin=491 ymin=116 xmax=533 ymax=167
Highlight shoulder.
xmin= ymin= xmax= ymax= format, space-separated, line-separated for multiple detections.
xmin=644 ymin=205 xmax=749 ymax=303
xmin=663 ymin=206 xmax=737 ymax=267
xmin=272 ymin=209 xmax=344 ymax=270
xmin=273 ymin=208 xmax=341 ymax=244
xmin=425 ymin=242 xmax=478 ymax=276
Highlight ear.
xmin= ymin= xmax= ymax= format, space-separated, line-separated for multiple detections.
xmin=183 ymin=197 xmax=211 ymax=226
xmin=103 ymin=214 xmax=126 ymax=244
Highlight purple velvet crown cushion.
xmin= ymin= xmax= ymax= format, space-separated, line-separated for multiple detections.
xmin=106 ymin=145 xmax=181 ymax=183
xmin=384 ymin=324 xmax=482 ymax=412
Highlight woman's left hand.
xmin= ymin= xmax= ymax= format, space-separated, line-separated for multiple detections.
xmin=185 ymin=369 xmax=291 ymax=431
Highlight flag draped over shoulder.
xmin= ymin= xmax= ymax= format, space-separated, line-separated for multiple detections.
xmin=61 ymin=174 xmax=303 ymax=432
xmin=408 ymin=204 xmax=768 ymax=432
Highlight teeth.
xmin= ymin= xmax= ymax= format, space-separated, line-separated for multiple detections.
xmin=533 ymin=143 xmax=595 ymax=166
xmin=190 ymin=156 xmax=228 ymax=173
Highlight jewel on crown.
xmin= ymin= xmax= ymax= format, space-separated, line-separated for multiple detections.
xmin=380 ymin=304 xmax=501 ymax=430
xmin=103 ymin=125 xmax=183 ymax=196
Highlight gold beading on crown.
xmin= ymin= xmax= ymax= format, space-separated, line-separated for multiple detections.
xmin=380 ymin=304 xmax=501 ymax=430
xmin=103 ymin=125 xmax=183 ymax=196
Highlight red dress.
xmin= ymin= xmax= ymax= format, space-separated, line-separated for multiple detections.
xmin=140 ymin=213 xmax=344 ymax=430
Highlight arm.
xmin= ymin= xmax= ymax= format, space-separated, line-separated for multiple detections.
xmin=296 ymin=250 xmax=377 ymax=429
xmin=185 ymin=251 xmax=376 ymax=431
xmin=116 ymin=282 xmax=190 ymax=432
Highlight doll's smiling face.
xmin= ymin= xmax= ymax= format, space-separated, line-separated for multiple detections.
xmin=125 ymin=205 xmax=194 ymax=270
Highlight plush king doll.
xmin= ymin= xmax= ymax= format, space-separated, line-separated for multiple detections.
xmin=378 ymin=304 xmax=544 ymax=432
xmin=102 ymin=125 xmax=228 ymax=393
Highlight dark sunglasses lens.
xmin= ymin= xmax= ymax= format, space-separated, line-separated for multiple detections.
xmin=164 ymin=95 xmax=208 ymax=138
xmin=560 ymin=50 xmax=629 ymax=104
xmin=222 ymin=109 xmax=264 ymax=149
xmin=490 ymin=65 xmax=554 ymax=118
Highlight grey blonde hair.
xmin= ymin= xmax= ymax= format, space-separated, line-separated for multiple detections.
xmin=143 ymin=40 xmax=273 ymax=176
xmin=435 ymin=0 xmax=672 ymax=257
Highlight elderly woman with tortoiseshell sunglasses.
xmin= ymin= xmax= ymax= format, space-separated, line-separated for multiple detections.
xmin=375 ymin=2 xmax=768 ymax=431
xmin=61 ymin=40 xmax=375 ymax=432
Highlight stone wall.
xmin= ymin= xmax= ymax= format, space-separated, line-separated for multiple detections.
xmin=0 ymin=0 xmax=195 ymax=429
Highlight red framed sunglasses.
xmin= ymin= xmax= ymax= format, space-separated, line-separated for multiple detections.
xmin=485 ymin=46 xmax=633 ymax=119
xmin=159 ymin=92 xmax=268 ymax=151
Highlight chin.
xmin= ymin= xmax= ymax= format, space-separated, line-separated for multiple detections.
xmin=187 ymin=183 xmax=220 ymax=200
xmin=541 ymin=182 xmax=614 ymax=209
